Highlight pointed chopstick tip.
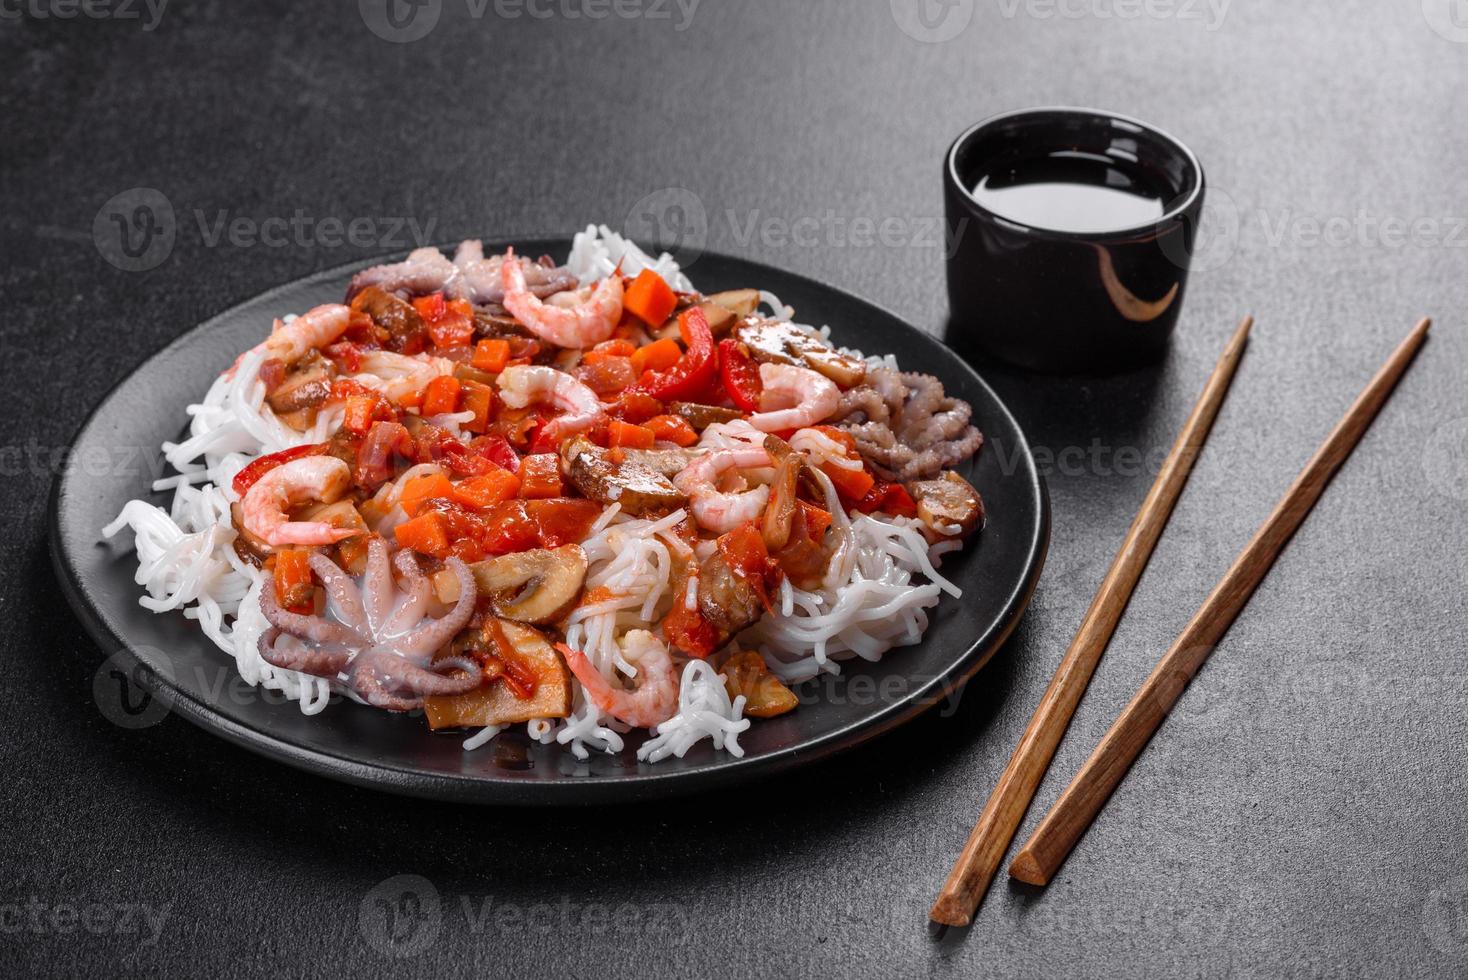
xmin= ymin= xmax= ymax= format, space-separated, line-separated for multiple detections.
xmin=928 ymin=898 xmax=972 ymax=929
xmin=1008 ymin=850 xmax=1049 ymax=886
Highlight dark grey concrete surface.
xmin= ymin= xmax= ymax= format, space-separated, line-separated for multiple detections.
xmin=2 ymin=1 xmax=1465 ymax=976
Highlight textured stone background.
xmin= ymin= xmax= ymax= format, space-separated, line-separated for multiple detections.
xmin=3 ymin=1 xmax=1466 ymax=976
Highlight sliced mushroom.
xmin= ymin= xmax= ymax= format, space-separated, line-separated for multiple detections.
xmin=697 ymin=551 xmax=764 ymax=635
xmin=761 ymin=448 xmax=802 ymax=551
xmin=614 ymin=446 xmax=700 ymax=477
xmin=706 ymin=289 xmax=761 ymax=319
xmin=654 ymin=289 xmax=759 ymax=340
xmin=669 ymin=401 xmax=745 ymax=431
xmin=423 ymin=619 xmax=572 ymax=729
xmin=906 ymin=471 xmax=985 ymax=539
xmin=721 ymin=650 xmax=798 ymax=719
xmin=562 ymin=437 xmax=686 ymax=516
xmin=266 ymin=364 xmax=334 ymax=414
xmin=735 ymin=318 xmax=866 ymax=388
xmin=463 ymin=545 xmax=588 ymax=624
xmin=352 ymin=285 xmax=423 ymax=349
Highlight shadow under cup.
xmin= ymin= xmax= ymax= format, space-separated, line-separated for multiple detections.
xmin=943 ymin=108 xmax=1205 ymax=374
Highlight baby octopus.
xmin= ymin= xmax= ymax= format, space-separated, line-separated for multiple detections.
xmin=257 ymin=538 xmax=482 ymax=711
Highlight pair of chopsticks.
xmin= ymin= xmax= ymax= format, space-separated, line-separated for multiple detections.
xmin=931 ymin=316 xmax=1432 ymax=927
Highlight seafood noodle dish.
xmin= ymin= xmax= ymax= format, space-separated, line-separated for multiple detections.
xmin=106 ymin=228 xmax=986 ymax=763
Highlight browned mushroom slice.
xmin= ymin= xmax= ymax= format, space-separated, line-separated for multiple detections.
xmin=668 ymin=401 xmax=745 ymax=431
xmin=352 ymin=285 xmax=424 ymax=349
xmin=906 ymin=471 xmax=985 ymax=539
xmin=706 ymin=289 xmax=762 ymax=319
xmin=697 ymin=551 xmax=764 ymax=635
xmin=458 ymin=545 xmax=588 ymax=624
xmin=423 ymin=619 xmax=573 ymax=729
xmin=735 ymin=318 xmax=866 ymax=388
xmin=265 ymin=363 xmax=334 ymax=414
xmin=721 ymin=650 xmax=798 ymax=719
xmin=562 ymin=438 xmax=686 ymax=516
xmin=614 ymin=446 xmax=700 ymax=477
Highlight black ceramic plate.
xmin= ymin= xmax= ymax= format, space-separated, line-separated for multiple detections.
xmin=50 ymin=239 xmax=1049 ymax=805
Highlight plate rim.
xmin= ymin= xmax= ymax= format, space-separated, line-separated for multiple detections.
xmin=48 ymin=241 xmax=1051 ymax=806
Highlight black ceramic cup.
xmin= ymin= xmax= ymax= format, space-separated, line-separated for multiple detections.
xmin=943 ymin=107 xmax=1205 ymax=374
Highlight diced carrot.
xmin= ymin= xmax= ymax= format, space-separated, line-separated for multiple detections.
xmin=610 ymin=390 xmax=664 ymax=424
xmin=342 ymin=395 xmax=382 ymax=434
xmin=472 ymin=338 xmax=511 ymax=374
xmin=394 ymin=511 xmax=449 ymax=557
xmin=400 ymin=472 xmax=455 ymax=517
xmin=820 ymin=461 xmax=876 ymax=502
xmin=623 ymin=269 xmax=678 ymax=327
xmin=411 ymin=293 xmax=446 ymax=321
xmin=644 ymin=414 xmax=698 ymax=447
xmin=517 ymin=454 xmax=563 ymax=499
xmin=451 ymin=469 xmax=521 ymax=510
xmin=798 ymin=500 xmax=833 ymax=540
xmin=460 ymin=380 xmax=494 ymax=435
xmin=398 ymin=388 xmax=424 ymax=410
xmin=607 ymin=419 xmax=656 ymax=450
xmin=273 ymin=548 xmax=315 ymax=614
xmin=630 ymin=337 xmax=683 ymax=376
xmin=583 ymin=339 xmax=638 ymax=364
xmin=422 ymin=376 xmax=461 ymax=416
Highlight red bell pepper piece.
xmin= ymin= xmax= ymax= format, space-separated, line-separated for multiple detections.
xmin=717 ymin=338 xmax=763 ymax=412
xmin=231 ymin=443 xmax=325 ymax=497
xmin=631 ymin=307 xmax=717 ymax=401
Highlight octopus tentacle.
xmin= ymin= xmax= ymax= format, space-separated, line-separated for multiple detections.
xmin=347 ymin=649 xmax=481 ymax=711
xmin=259 ymin=574 xmax=370 ymax=648
xmin=391 ymin=557 xmax=476 ymax=662
xmin=309 ymin=553 xmax=366 ymax=633
xmin=384 ymin=549 xmax=433 ymax=639
xmin=257 ymin=627 xmax=351 ymax=678
xmin=361 ymin=537 xmax=394 ymax=638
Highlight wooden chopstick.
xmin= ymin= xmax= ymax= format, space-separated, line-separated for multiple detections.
xmin=1008 ymin=317 xmax=1433 ymax=888
xmin=928 ymin=316 xmax=1254 ymax=928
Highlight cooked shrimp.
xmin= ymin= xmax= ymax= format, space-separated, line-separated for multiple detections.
xmin=748 ymin=363 xmax=841 ymax=433
xmin=502 ymin=248 xmax=623 ymax=348
xmin=497 ymin=364 xmax=605 ymax=437
xmin=673 ymin=447 xmax=773 ymax=534
xmin=561 ymin=630 xmax=679 ymax=729
xmin=225 ymin=304 xmax=353 ymax=378
xmin=241 ymin=455 xmax=360 ymax=547
xmin=352 ymin=350 xmax=454 ymax=405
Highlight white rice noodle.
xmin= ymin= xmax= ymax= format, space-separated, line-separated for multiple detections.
xmin=743 ymin=503 xmax=962 ymax=683
xmin=638 ymin=660 xmax=750 ymax=763
xmin=566 ymin=225 xmax=693 ymax=293
xmin=789 ymin=427 xmax=862 ymax=471
xmin=543 ymin=508 xmax=691 ymax=760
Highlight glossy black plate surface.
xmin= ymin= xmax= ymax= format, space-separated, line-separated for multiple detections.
xmin=49 ymin=239 xmax=1049 ymax=805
